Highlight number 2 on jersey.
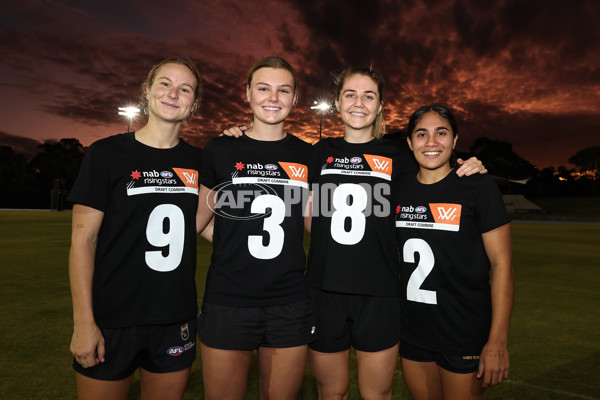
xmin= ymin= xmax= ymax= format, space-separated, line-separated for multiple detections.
xmin=403 ymin=238 xmax=437 ymax=304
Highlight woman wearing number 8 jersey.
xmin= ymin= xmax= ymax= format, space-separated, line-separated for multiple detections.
xmin=195 ymin=56 xmax=315 ymax=400
xmin=305 ymin=68 xmax=486 ymax=400
xmin=68 ymin=57 xmax=202 ymax=400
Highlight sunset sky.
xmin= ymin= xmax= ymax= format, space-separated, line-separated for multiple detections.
xmin=1 ymin=0 xmax=598 ymax=169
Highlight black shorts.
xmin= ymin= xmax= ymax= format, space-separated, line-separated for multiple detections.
xmin=308 ymin=287 xmax=401 ymax=353
xmin=73 ymin=318 xmax=197 ymax=381
xmin=400 ymin=341 xmax=480 ymax=373
xmin=197 ymin=299 xmax=315 ymax=350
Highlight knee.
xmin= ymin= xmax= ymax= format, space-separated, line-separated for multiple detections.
xmin=359 ymin=387 xmax=392 ymax=400
xmin=317 ymin=384 xmax=349 ymax=400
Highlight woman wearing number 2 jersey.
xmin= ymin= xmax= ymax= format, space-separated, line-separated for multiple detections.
xmin=68 ymin=57 xmax=202 ymax=400
xmin=195 ymin=56 xmax=315 ymax=400
xmin=394 ymin=105 xmax=513 ymax=400
xmin=305 ymin=68 xmax=486 ymax=400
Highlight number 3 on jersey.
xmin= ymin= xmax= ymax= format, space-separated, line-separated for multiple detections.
xmin=248 ymin=195 xmax=286 ymax=260
xmin=403 ymin=238 xmax=437 ymax=304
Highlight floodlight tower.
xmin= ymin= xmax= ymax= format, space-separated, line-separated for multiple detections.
xmin=310 ymin=101 xmax=331 ymax=140
xmin=118 ymin=106 xmax=140 ymax=133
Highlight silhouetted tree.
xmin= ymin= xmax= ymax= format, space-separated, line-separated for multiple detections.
xmin=29 ymin=138 xmax=86 ymax=208
xmin=469 ymin=137 xmax=537 ymax=179
xmin=0 ymin=146 xmax=36 ymax=207
xmin=568 ymin=146 xmax=600 ymax=172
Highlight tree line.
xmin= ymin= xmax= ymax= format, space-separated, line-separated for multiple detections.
xmin=0 ymin=138 xmax=598 ymax=209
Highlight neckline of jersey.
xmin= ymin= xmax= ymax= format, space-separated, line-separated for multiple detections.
xmin=128 ymin=131 xmax=184 ymax=151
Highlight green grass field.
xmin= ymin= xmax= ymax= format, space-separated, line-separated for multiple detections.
xmin=1 ymin=209 xmax=599 ymax=399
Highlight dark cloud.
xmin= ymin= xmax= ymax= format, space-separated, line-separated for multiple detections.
xmin=0 ymin=0 xmax=598 ymax=168
xmin=0 ymin=131 xmax=42 ymax=159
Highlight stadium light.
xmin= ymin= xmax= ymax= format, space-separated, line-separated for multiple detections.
xmin=118 ymin=106 xmax=140 ymax=133
xmin=310 ymin=100 xmax=331 ymax=140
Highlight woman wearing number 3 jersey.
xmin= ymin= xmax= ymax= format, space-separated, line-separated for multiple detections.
xmin=305 ymin=68 xmax=487 ymax=400
xmin=195 ymin=56 xmax=315 ymax=400
xmin=394 ymin=105 xmax=513 ymax=400
xmin=67 ymin=57 xmax=202 ymax=400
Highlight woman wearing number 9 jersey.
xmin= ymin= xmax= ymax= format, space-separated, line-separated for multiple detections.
xmin=68 ymin=57 xmax=202 ymax=400
xmin=305 ymin=69 xmax=487 ymax=400
xmin=195 ymin=56 xmax=315 ymax=400
xmin=394 ymin=105 xmax=513 ymax=399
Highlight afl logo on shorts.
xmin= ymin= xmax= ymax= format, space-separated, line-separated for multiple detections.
xmin=160 ymin=171 xmax=174 ymax=178
xmin=350 ymin=157 xmax=362 ymax=164
xmin=265 ymin=164 xmax=278 ymax=171
xmin=180 ymin=323 xmax=190 ymax=341
xmin=167 ymin=346 xmax=184 ymax=356
xmin=415 ymin=206 xmax=427 ymax=213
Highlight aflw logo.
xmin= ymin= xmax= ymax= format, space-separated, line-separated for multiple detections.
xmin=288 ymin=166 xmax=306 ymax=178
xmin=182 ymin=172 xmax=197 ymax=185
xmin=364 ymin=154 xmax=392 ymax=177
xmin=372 ymin=158 xmax=389 ymax=171
xmin=431 ymin=203 xmax=461 ymax=226
xmin=279 ymin=162 xmax=308 ymax=182
xmin=437 ymin=206 xmax=458 ymax=221
xmin=173 ymin=168 xmax=199 ymax=189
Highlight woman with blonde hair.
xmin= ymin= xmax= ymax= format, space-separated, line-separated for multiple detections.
xmin=69 ymin=57 xmax=203 ymax=400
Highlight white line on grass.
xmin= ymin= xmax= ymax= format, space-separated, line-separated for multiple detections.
xmin=505 ymin=380 xmax=599 ymax=400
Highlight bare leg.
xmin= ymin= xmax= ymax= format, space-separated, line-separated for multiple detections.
xmin=75 ymin=372 xmax=132 ymax=400
xmin=439 ymin=367 xmax=485 ymax=400
xmin=400 ymin=358 xmax=443 ymax=400
xmin=200 ymin=342 xmax=252 ymax=400
xmin=355 ymin=343 xmax=399 ymax=400
xmin=309 ymin=348 xmax=350 ymax=400
xmin=139 ymin=367 xmax=191 ymax=400
xmin=258 ymin=345 xmax=308 ymax=400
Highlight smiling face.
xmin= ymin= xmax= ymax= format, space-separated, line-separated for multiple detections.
xmin=246 ymin=67 xmax=297 ymax=127
xmin=408 ymin=111 xmax=458 ymax=176
xmin=145 ymin=62 xmax=198 ymax=123
xmin=336 ymin=73 xmax=382 ymax=137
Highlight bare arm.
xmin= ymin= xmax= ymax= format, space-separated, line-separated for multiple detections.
xmin=69 ymin=204 xmax=105 ymax=368
xmin=199 ymin=216 xmax=214 ymax=243
xmin=304 ymin=191 xmax=313 ymax=233
xmin=196 ymin=184 xmax=216 ymax=234
xmin=478 ymin=223 xmax=514 ymax=387
xmin=455 ymin=157 xmax=488 ymax=176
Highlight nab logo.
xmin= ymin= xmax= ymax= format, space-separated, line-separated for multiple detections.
xmin=167 ymin=346 xmax=184 ymax=356
xmin=265 ymin=164 xmax=278 ymax=171
xmin=160 ymin=171 xmax=174 ymax=178
xmin=350 ymin=156 xmax=362 ymax=164
xmin=415 ymin=206 xmax=427 ymax=213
